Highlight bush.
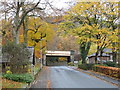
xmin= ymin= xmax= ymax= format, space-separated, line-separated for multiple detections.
xmin=104 ymin=61 xmax=116 ymax=67
xmin=2 ymin=41 xmax=31 ymax=73
xmin=78 ymin=64 xmax=94 ymax=70
xmin=68 ymin=62 xmax=74 ymax=66
xmin=3 ymin=73 xmax=34 ymax=83
xmin=93 ymin=65 xmax=120 ymax=78
xmin=6 ymin=70 xmax=12 ymax=74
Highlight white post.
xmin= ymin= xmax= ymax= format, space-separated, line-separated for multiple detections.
xmin=110 ymin=54 xmax=113 ymax=61
xmin=43 ymin=54 xmax=46 ymax=66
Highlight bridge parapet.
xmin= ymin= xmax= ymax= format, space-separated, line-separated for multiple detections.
xmin=46 ymin=51 xmax=71 ymax=56
xmin=43 ymin=50 xmax=74 ymax=66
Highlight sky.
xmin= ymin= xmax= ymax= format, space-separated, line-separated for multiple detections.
xmin=49 ymin=0 xmax=74 ymax=9
xmin=39 ymin=0 xmax=75 ymax=15
xmin=0 ymin=0 xmax=75 ymax=19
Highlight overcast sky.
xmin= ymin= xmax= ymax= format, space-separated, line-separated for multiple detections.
xmin=39 ymin=0 xmax=75 ymax=15
xmin=49 ymin=0 xmax=74 ymax=9
xmin=0 ymin=0 xmax=75 ymax=19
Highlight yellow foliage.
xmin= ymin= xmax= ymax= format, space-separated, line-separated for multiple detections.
xmin=59 ymin=57 xmax=67 ymax=61
xmin=27 ymin=17 xmax=56 ymax=58
xmin=6 ymin=70 xmax=12 ymax=74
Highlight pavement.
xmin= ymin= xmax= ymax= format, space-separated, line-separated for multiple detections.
xmin=29 ymin=66 xmax=119 ymax=89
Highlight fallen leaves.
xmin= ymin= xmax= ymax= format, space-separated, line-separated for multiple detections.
xmin=93 ymin=66 xmax=120 ymax=78
xmin=2 ymin=78 xmax=27 ymax=88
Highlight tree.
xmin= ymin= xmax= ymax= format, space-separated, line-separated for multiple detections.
xmin=101 ymin=2 xmax=119 ymax=63
xmin=1 ymin=19 xmax=13 ymax=44
xmin=0 ymin=1 xmax=44 ymax=44
xmin=57 ymin=35 xmax=79 ymax=51
xmin=27 ymin=17 xmax=56 ymax=58
xmin=59 ymin=2 xmax=119 ymax=64
xmin=59 ymin=2 xmax=96 ymax=64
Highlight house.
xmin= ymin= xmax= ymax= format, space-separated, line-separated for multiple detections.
xmin=88 ymin=48 xmax=113 ymax=64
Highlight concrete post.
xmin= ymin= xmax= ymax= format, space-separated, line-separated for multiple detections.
xmin=43 ymin=54 xmax=46 ymax=66
xmin=70 ymin=50 xmax=75 ymax=62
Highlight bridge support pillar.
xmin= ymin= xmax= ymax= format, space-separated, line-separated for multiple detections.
xmin=70 ymin=55 xmax=74 ymax=62
xmin=43 ymin=54 xmax=46 ymax=66
xmin=70 ymin=50 xmax=74 ymax=62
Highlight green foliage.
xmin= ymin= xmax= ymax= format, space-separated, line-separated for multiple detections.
xmin=103 ymin=61 xmax=116 ymax=67
xmin=78 ymin=64 xmax=94 ymax=70
xmin=6 ymin=70 xmax=12 ymax=74
xmin=2 ymin=41 xmax=31 ymax=73
xmin=78 ymin=60 xmax=82 ymax=65
xmin=68 ymin=62 xmax=74 ymax=66
xmin=3 ymin=73 xmax=34 ymax=83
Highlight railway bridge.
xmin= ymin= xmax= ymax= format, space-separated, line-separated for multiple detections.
xmin=43 ymin=50 xmax=74 ymax=65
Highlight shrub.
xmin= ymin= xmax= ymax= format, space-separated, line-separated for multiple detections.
xmin=104 ymin=61 xmax=116 ymax=67
xmin=93 ymin=65 xmax=120 ymax=78
xmin=6 ymin=70 xmax=12 ymax=74
xmin=116 ymin=64 xmax=120 ymax=68
xmin=3 ymin=73 xmax=34 ymax=83
xmin=2 ymin=41 xmax=31 ymax=73
xmin=78 ymin=64 xmax=88 ymax=70
xmin=78 ymin=64 xmax=94 ymax=70
xmin=68 ymin=62 xmax=74 ymax=66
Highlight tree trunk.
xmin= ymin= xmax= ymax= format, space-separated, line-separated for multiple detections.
xmin=95 ymin=51 xmax=98 ymax=64
xmin=13 ymin=30 xmax=20 ymax=44
xmin=24 ymin=30 xmax=28 ymax=45
xmin=33 ymin=48 xmax=35 ymax=65
xmin=80 ymin=42 xmax=91 ymax=64
xmin=81 ymin=54 xmax=86 ymax=64
xmin=112 ymin=51 xmax=117 ymax=63
xmin=100 ymin=50 xmax=103 ymax=64
xmin=23 ymin=17 xmax=28 ymax=46
xmin=95 ymin=46 xmax=100 ymax=64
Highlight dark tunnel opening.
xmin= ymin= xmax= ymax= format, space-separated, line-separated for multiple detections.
xmin=46 ymin=56 xmax=71 ymax=66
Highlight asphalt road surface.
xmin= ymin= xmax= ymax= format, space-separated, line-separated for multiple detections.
xmin=31 ymin=66 xmax=119 ymax=88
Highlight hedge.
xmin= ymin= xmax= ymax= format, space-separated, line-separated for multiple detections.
xmin=68 ymin=62 xmax=74 ymax=66
xmin=103 ymin=61 xmax=116 ymax=67
xmin=93 ymin=65 xmax=120 ymax=78
xmin=78 ymin=64 xmax=94 ymax=70
xmin=3 ymin=73 xmax=34 ymax=83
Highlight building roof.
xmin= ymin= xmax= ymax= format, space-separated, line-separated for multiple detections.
xmin=103 ymin=48 xmax=112 ymax=53
xmin=88 ymin=48 xmax=112 ymax=58
xmin=88 ymin=53 xmax=110 ymax=57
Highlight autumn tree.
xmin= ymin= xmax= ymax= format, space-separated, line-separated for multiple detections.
xmin=101 ymin=2 xmax=119 ymax=63
xmin=59 ymin=2 xmax=95 ymax=64
xmin=59 ymin=2 xmax=119 ymax=64
xmin=27 ymin=17 xmax=56 ymax=59
xmin=0 ymin=1 xmax=44 ymax=44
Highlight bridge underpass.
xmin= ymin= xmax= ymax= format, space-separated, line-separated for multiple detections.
xmin=44 ymin=51 xmax=74 ymax=66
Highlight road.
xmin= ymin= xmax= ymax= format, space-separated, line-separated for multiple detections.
xmin=31 ymin=66 xmax=118 ymax=88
